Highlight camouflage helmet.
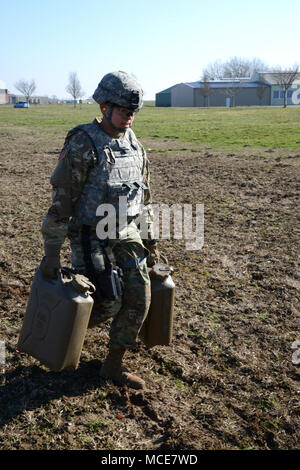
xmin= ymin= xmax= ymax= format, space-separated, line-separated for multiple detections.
xmin=93 ymin=71 xmax=143 ymax=110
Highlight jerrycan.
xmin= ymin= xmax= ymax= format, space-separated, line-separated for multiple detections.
xmin=140 ymin=260 xmax=175 ymax=349
xmin=17 ymin=267 xmax=95 ymax=372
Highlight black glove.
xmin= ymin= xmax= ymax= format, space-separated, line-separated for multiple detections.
xmin=142 ymin=239 xmax=160 ymax=267
xmin=39 ymin=244 xmax=61 ymax=278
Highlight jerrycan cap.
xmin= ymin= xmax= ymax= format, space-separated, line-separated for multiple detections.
xmin=150 ymin=262 xmax=173 ymax=280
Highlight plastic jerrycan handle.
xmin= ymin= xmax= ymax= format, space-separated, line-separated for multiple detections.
xmin=60 ymin=268 xmax=96 ymax=295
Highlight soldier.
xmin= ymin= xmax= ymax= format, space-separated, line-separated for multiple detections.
xmin=39 ymin=71 xmax=159 ymax=389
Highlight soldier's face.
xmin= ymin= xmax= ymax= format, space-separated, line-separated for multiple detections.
xmin=111 ymin=106 xmax=136 ymax=130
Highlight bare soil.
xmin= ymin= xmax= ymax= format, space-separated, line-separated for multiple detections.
xmin=0 ymin=129 xmax=299 ymax=450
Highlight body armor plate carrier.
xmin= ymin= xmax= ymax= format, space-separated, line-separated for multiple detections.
xmin=68 ymin=119 xmax=147 ymax=227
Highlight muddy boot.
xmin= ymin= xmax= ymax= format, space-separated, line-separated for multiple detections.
xmin=100 ymin=347 xmax=145 ymax=390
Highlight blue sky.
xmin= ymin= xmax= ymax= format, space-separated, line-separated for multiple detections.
xmin=1 ymin=0 xmax=300 ymax=100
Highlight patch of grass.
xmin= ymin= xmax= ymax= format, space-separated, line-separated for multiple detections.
xmin=173 ymin=378 xmax=190 ymax=391
xmin=86 ymin=417 xmax=109 ymax=432
xmin=135 ymin=106 xmax=300 ymax=148
xmin=1 ymin=104 xmax=300 ymax=148
xmin=255 ymin=394 xmax=279 ymax=412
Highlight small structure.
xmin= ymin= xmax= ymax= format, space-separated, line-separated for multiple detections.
xmin=156 ymin=80 xmax=270 ymax=107
xmin=156 ymin=71 xmax=300 ymax=107
xmin=0 ymin=88 xmax=50 ymax=105
xmin=0 ymin=89 xmax=9 ymax=104
xmin=155 ymin=86 xmax=176 ymax=107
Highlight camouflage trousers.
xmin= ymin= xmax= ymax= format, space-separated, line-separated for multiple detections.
xmin=69 ymin=222 xmax=151 ymax=349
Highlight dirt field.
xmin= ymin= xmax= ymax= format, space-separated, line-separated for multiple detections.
xmin=0 ymin=127 xmax=299 ymax=450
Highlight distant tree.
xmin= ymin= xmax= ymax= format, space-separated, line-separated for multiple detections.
xmin=66 ymin=72 xmax=84 ymax=107
xmin=223 ymin=57 xmax=251 ymax=78
xmin=202 ymin=57 xmax=270 ymax=80
xmin=201 ymin=57 xmax=271 ymax=107
xmin=256 ymin=84 xmax=269 ymax=105
xmin=222 ymin=80 xmax=241 ymax=107
xmin=14 ymin=79 xmax=36 ymax=102
xmin=199 ymin=72 xmax=214 ymax=107
xmin=223 ymin=57 xmax=269 ymax=78
xmin=249 ymin=57 xmax=271 ymax=76
xmin=270 ymin=65 xmax=300 ymax=107
xmin=202 ymin=59 xmax=225 ymax=80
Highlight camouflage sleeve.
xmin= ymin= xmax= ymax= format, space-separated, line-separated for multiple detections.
xmin=141 ymin=146 xmax=155 ymax=240
xmin=41 ymin=130 xmax=96 ymax=248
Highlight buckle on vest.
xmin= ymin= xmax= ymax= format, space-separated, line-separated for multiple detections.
xmin=103 ymin=146 xmax=115 ymax=164
xmin=133 ymin=181 xmax=148 ymax=190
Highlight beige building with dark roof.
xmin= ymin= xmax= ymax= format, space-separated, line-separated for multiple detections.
xmin=0 ymin=88 xmax=9 ymax=104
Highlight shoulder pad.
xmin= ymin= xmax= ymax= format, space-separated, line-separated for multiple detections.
xmin=64 ymin=125 xmax=98 ymax=168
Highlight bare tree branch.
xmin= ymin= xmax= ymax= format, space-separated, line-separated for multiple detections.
xmin=223 ymin=57 xmax=251 ymax=78
xmin=202 ymin=57 xmax=270 ymax=80
xmin=66 ymin=72 xmax=84 ymax=107
xmin=199 ymin=72 xmax=214 ymax=107
xmin=14 ymin=79 xmax=36 ymax=102
xmin=270 ymin=65 xmax=300 ymax=107
xmin=256 ymin=84 xmax=269 ymax=105
xmin=223 ymin=57 xmax=269 ymax=78
xmin=221 ymin=80 xmax=241 ymax=107
xmin=202 ymin=60 xmax=225 ymax=80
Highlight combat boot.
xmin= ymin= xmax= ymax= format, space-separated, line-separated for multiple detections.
xmin=100 ymin=347 xmax=145 ymax=390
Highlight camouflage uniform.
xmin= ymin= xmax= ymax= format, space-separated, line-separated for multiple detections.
xmin=41 ymin=118 xmax=154 ymax=349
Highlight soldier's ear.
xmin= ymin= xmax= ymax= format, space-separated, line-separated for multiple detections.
xmin=100 ymin=103 xmax=107 ymax=115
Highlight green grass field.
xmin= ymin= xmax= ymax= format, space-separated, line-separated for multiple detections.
xmin=0 ymin=103 xmax=300 ymax=149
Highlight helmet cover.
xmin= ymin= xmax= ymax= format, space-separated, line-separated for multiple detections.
xmin=93 ymin=71 xmax=143 ymax=110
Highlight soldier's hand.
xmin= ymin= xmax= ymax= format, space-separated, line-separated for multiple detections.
xmin=40 ymin=244 xmax=61 ymax=278
xmin=39 ymin=256 xmax=60 ymax=278
xmin=143 ymin=239 xmax=160 ymax=267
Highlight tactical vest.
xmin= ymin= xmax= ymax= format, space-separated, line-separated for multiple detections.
xmin=68 ymin=119 xmax=147 ymax=226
